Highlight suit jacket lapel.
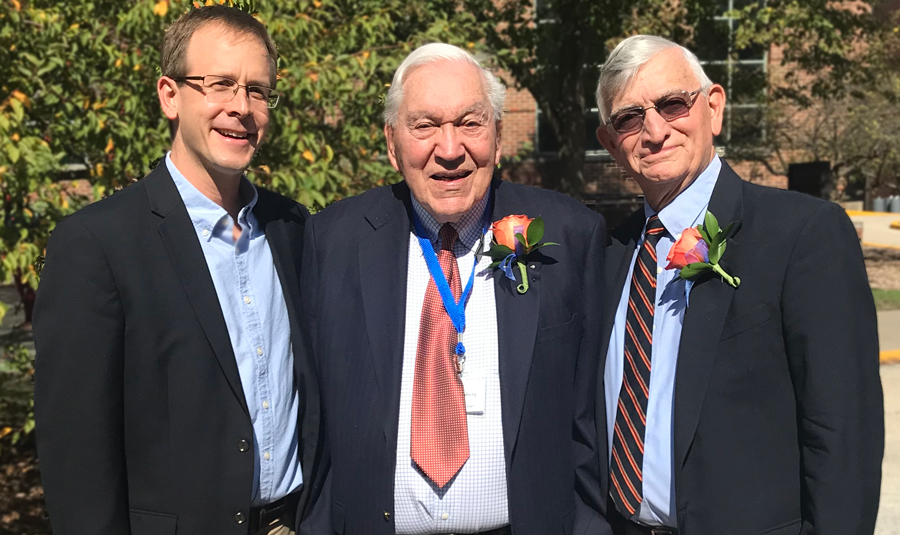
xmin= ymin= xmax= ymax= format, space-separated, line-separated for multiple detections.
xmin=673 ymin=161 xmax=744 ymax=470
xmin=600 ymin=209 xmax=645 ymax=361
xmin=143 ymin=165 xmax=249 ymax=415
xmin=489 ymin=181 xmax=541 ymax=460
xmin=358 ymin=183 xmax=412 ymax=450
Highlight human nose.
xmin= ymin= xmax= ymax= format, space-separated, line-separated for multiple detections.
xmin=640 ymin=108 xmax=669 ymax=145
xmin=433 ymin=123 xmax=465 ymax=163
xmin=223 ymin=85 xmax=252 ymax=117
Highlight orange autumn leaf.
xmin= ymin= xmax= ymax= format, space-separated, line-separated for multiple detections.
xmin=153 ymin=0 xmax=169 ymax=16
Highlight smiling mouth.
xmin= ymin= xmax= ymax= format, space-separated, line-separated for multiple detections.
xmin=431 ymin=170 xmax=472 ymax=181
xmin=214 ymin=128 xmax=254 ymax=141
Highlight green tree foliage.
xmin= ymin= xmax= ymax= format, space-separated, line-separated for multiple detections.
xmin=0 ymin=0 xmax=484 ymax=325
xmin=462 ymin=0 xmax=721 ymax=195
xmin=0 ymin=343 xmax=35 ymax=449
xmin=727 ymin=1 xmax=899 ymax=199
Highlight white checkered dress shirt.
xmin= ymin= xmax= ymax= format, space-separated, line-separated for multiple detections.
xmin=394 ymin=194 xmax=509 ymax=534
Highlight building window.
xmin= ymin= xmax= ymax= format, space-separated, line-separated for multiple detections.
xmin=695 ymin=0 xmax=768 ymax=145
xmin=533 ymin=0 xmax=766 ymax=154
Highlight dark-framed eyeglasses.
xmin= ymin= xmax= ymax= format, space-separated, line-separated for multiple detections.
xmin=606 ymin=88 xmax=704 ymax=134
xmin=171 ymin=74 xmax=280 ymax=109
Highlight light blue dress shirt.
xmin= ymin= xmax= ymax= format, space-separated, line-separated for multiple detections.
xmin=167 ymin=154 xmax=303 ymax=506
xmin=604 ymin=156 xmax=721 ymax=526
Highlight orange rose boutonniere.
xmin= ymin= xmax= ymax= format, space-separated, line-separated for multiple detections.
xmin=485 ymin=215 xmax=558 ymax=294
xmin=665 ymin=211 xmax=740 ymax=288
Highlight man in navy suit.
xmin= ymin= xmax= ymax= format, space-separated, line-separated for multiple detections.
xmin=34 ymin=7 xmax=326 ymax=534
xmin=301 ymin=43 xmax=608 ymax=534
xmin=595 ymin=35 xmax=883 ymax=535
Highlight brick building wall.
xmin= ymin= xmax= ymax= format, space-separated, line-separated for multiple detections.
xmin=495 ymin=48 xmax=790 ymax=193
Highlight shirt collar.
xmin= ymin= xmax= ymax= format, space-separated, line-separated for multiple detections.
xmin=166 ymin=152 xmax=260 ymax=243
xmin=411 ymin=190 xmax=490 ymax=251
xmin=644 ymin=155 xmax=721 ymax=238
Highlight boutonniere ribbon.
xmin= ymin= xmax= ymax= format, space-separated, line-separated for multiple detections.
xmin=484 ymin=215 xmax=558 ymax=294
xmin=666 ymin=211 xmax=740 ymax=288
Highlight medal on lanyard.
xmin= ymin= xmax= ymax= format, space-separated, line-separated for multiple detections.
xmin=412 ymin=204 xmax=489 ymax=374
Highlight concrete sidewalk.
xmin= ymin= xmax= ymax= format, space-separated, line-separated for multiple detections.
xmin=877 ymin=364 xmax=900 ymax=534
xmin=849 ymin=211 xmax=900 ymax=249
xmin=881 ymin=310 xmax=900 ymax=358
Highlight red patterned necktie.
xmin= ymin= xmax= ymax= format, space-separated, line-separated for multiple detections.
xmin=410 ymin=223 xmax=470 ymax=488
xmin=610 ymin=215 xmax=666 ymax=516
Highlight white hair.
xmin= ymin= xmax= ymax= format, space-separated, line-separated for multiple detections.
xmin=595 ymin=35 xmax=713 ymax=123
xmin=383 ymin=42 xmax=507 ymax=127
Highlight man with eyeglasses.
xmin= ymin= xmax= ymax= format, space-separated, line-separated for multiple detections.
xmin=594 ymin=35 xmax=882 ymax=535
xmin=33 ymin=6 xmax=326 ymax=535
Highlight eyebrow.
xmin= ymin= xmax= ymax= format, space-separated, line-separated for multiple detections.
xmin=610 ymin=89 xmax=688 ymax=116
xmin=404 ymin=103 xmax=489 ymax=126
xmin=213 ymin=74 xmax=274 ymax=89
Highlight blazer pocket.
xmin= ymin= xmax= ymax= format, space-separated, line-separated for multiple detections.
xmin=331 ymin=499 xmax=345 ymax=534
xmin=129 ymin=509 xmax=177 ymax=535
xmin=535 ymin=313 xmax=579 ymax=345
xmin=720 ymin=303 xmax=776 ymax=342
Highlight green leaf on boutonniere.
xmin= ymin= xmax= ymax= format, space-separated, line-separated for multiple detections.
xmin=696 ymin=224 xmax=712 ymax=245
xmin=708 ymin=234 xmax=726 ymax=264
xmin=704 ymin=210 xmax=720 ymax=237
xmin=721 ymin=221 xmax=735 ymax=239
xmin=515 ymin=232 xmax=528 ymax=250
xmin=526 ymin=217 xmax=544 ymax=247
xmin=679 ymin=261 xmax=711 ymax=279
xmin=487 ymin=244 xmax=514 ymax=262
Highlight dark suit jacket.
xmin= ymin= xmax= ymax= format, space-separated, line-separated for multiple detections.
xmin=300 ymin=179 xmax=609 ymax=535
xmin=599 ymin=161 xmax=884 ymax=535
xmin=33 ymin=164 xmax=327 ymax=535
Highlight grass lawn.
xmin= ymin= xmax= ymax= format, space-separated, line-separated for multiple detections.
xmin=873 ymin=288 xmax=900 ymax=311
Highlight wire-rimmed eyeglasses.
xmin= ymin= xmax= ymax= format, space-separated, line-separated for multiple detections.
xmin=606 ymin=88 xmax=704 ymax=134
xmin=171 ymin=74 xmax=280 ymax=109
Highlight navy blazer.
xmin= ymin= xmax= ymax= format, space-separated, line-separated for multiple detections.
xmin=301 ymin=179 xmax=609 ymax=535
xmin=34 ymin=164 xmax=328 ymax=535
xmin=599 ymin=161 xmax=883 ymax=535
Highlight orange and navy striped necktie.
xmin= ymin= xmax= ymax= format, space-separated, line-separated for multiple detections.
xmin=610 ymin=215 xmax=666 ymax=516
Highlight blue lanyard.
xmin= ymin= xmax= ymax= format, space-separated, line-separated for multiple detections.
xmin=412 ymin=208 xmax=489 ymax=357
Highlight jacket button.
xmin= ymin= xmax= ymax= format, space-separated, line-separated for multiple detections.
xmin=238 ymin=439 xmax=250 ymax=452
xmin=384 ymin=511 xmax=391 ymax=522
xmin=234 ymin=512 xmax=246 ymax=524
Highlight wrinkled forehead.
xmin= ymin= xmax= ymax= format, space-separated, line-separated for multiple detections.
xmin=399 ymin=60 xmax=491 ymax=116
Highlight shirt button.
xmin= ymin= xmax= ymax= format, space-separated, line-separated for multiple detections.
xmin=256 ymin=347 xmax=263 ymax=356
xmin=243 ymin=295 xmax=252 ymax=305
xmin=262 ymin=400 xmax=270 ymax=409
xmin=657 ymin=266 xmax=663 ymax=274
xmin=202 ymin=229 xmax=210 ymax=237
xmin=263 ymin=451 xmax=271 ymax=461
xmin=441 ymin=513 xmax=449 ymax=520
xmin=237 ymin=439 xmax=250 ymax=452
xmin=234 ymin=512 xmax=246 ymax=524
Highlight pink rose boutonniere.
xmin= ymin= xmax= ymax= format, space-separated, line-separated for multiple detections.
xmin=666 ymin=211 xmax=740 ymax=288
xmin=485 ymin=215 xmax=558 ymax=294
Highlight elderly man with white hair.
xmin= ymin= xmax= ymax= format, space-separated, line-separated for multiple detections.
xmin=301 ymin=43 xmax=608 ymax=534
xmin=595 ymin=35 xmax=882 ymax=535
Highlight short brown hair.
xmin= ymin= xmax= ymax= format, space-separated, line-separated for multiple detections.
xmin=161 ymin=5 xmax=277 ymax=83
